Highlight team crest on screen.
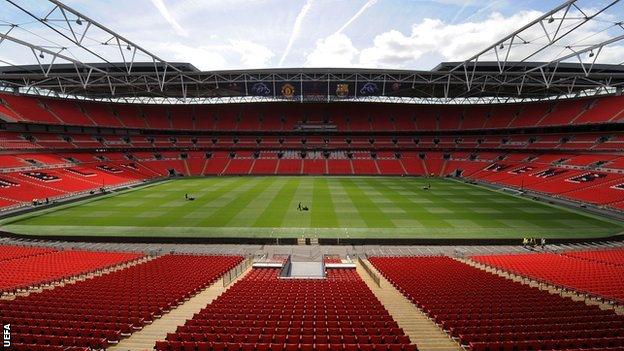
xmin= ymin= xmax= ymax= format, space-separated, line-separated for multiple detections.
xmin=251 ymin=83 xmax=271 ymax=96
xmin=360 ymin=82 xmax=378 ymax=95
xmin=336 ymin=83 xmax=349 ymax=98
xmin=281 ymin=84 xmax=295 ymax=99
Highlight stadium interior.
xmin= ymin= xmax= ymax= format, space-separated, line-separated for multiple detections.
xmin=1 ymin=1 xmax=624 ymax=351
xmin=2 ymin=94 xmax=624 ymax=213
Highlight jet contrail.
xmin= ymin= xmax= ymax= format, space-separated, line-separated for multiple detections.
xmin=149 ymin=0 xmax=189 ymax=37
xmin=464 ymin=1 xmax=504 ymax=22
xmin=278 ymin=0 xmax=314 ymax=67
xmin=451 ymin=0 xmax=472 ymax=24
xmin=334 ymin=0 xmax=378 ymax=35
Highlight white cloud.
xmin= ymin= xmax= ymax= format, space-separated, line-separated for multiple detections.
xmin=168 ymin=0 xmax=270 ymax=17
xmin=357 ymin=11 xmax=544 ymax=68
xmin=303 ymin=9 xmax=549 ymax=69
xmin=3 ymin=0 xmax=622 ymax=71
xmin=158 ymin=43 xmax=228 ymax=70
xmin=310 ymin=9 xmax=614 ymax=71
xmin=588 ymin=45 xmax=624 ymax=65
xmin=230 ymin=40 xmax=275 ymax=68
xmin=303 ymin=0 xmax=376 ymax=68
xmin=149 ymin=0 xmax=189 ymax=37
xmin=358 ymin=29 xmax=427 ymax=67
xmin=278 ymin=0 xmax=314 ymax=67
xmin=419 ymin=0 xmax=482 ymax=4
xmin=150 ymin=40 xmax=275 ymax=70
xmin=464 ymin=0 xmax=507 ymax=22
xmin=305 ymin=34 xmax=359 ymax=67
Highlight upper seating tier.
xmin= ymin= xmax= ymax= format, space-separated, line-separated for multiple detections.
xmin=471 ymin=252 xmax=624 ymax=302
xmin=2 ymin=93 xmax=623 ymax=131
xmin=0 ymin=249 xmax=144 ymax=292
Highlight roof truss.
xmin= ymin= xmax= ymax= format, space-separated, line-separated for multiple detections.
xmin=0 ymin=0 xmax=622 ymax=103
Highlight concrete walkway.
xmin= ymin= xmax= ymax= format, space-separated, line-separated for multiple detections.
xmin=109 ymin=266 xmax=252 ymax=351
xmin=356 ymin=259 xmax=461 ymax=351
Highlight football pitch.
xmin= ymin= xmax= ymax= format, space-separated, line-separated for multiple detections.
xmin=1 ymin=176 xmax=622 ymax=239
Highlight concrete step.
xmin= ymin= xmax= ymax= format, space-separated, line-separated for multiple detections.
xmin=109 ymin=266 xmax=252 ymax=351
xmin=356 ymin=259 xmax=461 ymax=351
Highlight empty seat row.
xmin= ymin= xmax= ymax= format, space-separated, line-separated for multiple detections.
xmin=369 ymin=256 xmax=624 ymax=350
xmin=155 ymin=341 xmax=416 ymax=351
xmin=3 ymin=92 xmax=623 ymax=131
xmin=471 ymin=252 xmax=624 ymax=303
xmin=2 ymin=254 xmax=243 ymax=350
xmin=0 ymin=249 xmax=144 ymax=292
xmin=155 ymin=268 xmax=416 ymax=351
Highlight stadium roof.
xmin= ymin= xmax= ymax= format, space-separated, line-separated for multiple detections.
xmin=1 ymin=62 xmax=623 ymax=103
xmin=0 ymin=0 xmax=623 ymax=104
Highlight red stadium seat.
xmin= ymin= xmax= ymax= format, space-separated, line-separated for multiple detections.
xmin=155 ymin=267 xmax=416 ymax=351
xmin=369 ymin=256 xmax=624 ymax=351
xmin=472 ymin=251 xmax=624 ymax=303
xmin=2 ymin=254 xmax=242 ymax=350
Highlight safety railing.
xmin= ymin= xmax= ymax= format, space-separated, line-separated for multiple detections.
xmin=358 ymin=256 xmax=381 ymax=287
xmin=223 ymin=256 xmax=254 ymax=287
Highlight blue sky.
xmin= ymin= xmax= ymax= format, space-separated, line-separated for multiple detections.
xmin=1 ymin=0 xmax=623 ymax=70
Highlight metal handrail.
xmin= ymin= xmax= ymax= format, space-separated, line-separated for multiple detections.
xmin=358 ymin=256 xmax=381 ymax=287
xmin=223 ymin=256 xmax=253 ymax=287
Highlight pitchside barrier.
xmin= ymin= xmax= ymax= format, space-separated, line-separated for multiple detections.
xmin=501 ymin=187 xmax=525 ymax=195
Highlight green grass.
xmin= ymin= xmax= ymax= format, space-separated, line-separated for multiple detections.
xmin=1 ymin=176 xmax=622 ymax=239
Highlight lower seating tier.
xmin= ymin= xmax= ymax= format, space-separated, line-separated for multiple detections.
xmin=1 ymin=254 xmax=243 ymax=350
xmin=369 ymin=256 xmax=624 ymax=351
xmin=1 ymin=149 xmax=624 ymax=213
xmin=155 ymin=267 xmax=417 ymax=351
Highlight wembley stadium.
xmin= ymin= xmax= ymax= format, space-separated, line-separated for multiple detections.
xmin=0 ymin=0 xmax=624 ymax=350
